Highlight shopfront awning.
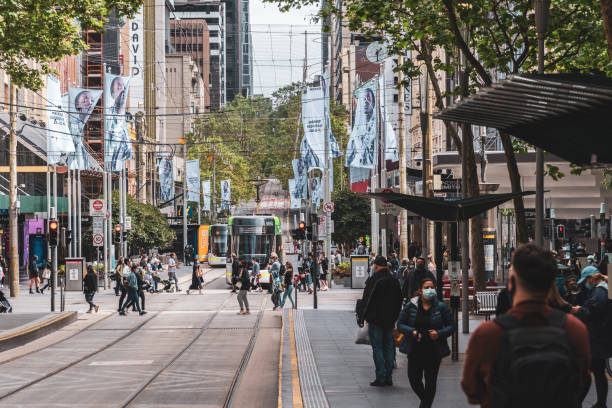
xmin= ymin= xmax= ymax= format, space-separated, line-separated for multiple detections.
xmin=363 ymin=191 xmax=535 ymax=221
xmin=434 ymin=74 xmax=612 ymax=166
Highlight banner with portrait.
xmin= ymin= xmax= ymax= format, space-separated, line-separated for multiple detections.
xmin=220 ymin=179 xmax=231 ymax=210
xmin=288 ymin=179 xmax=301 ymax=209
xmin=291 ymin=158 xmax=307 ymax=200
xmin=157 ymin=154 xmax=174 ymax=202
xmin=309 ymin=177 xmax=322 ymax=206
xmin=300 ymin=137 xmax=320 ymax=171
xmin=67 ymin=87 xmax=103 ymax=170
xmin=46 ymin=75 xmax=74 ymax=165
xmin=104 ymin=74 xmax=132 ymax=172
xmin=186 ymin=159 xmax=200 ymax=202
xmin=345 ymin=79 xmax=378 ymax=168
xmin=202 ymin=180 xmax=211 ymax=212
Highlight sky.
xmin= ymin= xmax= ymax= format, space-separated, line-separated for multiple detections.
xmin=249 ymin=0 xmax=323 ymax=97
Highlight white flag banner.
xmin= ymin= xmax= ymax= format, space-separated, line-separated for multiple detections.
xmin=292 ymin=158 xmax=307 ymax=199
xmin=322 ymin=71 xmax=342 ymax=158
xmin=288 ymin=179 xmax=301 ymax=209
xmin=346 ymin=79 xmax=378 ymax=168
xmin=309 ymin=177 xmax=322 ymax=206
xmin=221 ymin=179 xmax=231 ymax=210
xmin=202 ymin=180 xmax=211 ymax=212
xmin=301 ymin=85 xmax=325 ymax=169
xmin=104 ymin=74 xmax=132 ymax=172
xmin=385 ymin=122 xmax=399 ymax=162
xmin=157 ymin=154 xmax=174 ymax=202
xmin=46 ymin=75 xmax=75 ymax=165
xmin=186 ymin=159 xmax=200 ymax=202
xmin=67 ymin=87 xmax=103 ymax=170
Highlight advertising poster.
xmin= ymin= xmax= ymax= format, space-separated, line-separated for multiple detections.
xmin=301 ymin=85 xmax=325 ymax=169
xmin=309 ymin=177 xmax=322 ymax=206
xmin=67 ymin=87 xmax=103 ymax=170
xmin=46 ymin=75 xmax=75 ymax=165
xmin=157 ymin=154 xmax=174 ymax=202
xmin=186 ymin=159 xmax=200 ymax=202
xmin=288 ymin=179 xmax=301 ymax=209
xmin=292 ymin=158 xmax=307 ymax=200
xmin=221 ymin=179 xmax=231 ymax=210
xmin=202 ymin=180 xmax=211 ymax=211
xmin=104 ymin=74 xmax=132 ymax=172
xmin=345 ymin=79 xmax=378 ymax=168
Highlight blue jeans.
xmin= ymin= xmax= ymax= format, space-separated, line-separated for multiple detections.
xmin=368 ymin=323 xmax=394 ymax=381
xmin=281 ymin=285 xmax=295 ymax=308
xmin=121 ymin=287 xmax=142 ymax=313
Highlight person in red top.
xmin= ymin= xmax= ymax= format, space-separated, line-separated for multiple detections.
xmin=461 ymin=243 xmax=591 ymax=408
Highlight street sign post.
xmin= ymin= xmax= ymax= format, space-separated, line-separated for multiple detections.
xmin=92 ymin=217 xmax=104 ymax=247
xmin=89 ymin=199 xmax=106 ymax=217
xmin=92 ymin=233 xmax=104 ymax=247
xmin=374 ymin=188 xmax=401 ymax=215
xmin=449 ymin=260 xmax=461 ymax=361
xmin=124 ymin=216 xmax=132 ymax=231
xmin=323 ymin=202 xmax=334 ymax=213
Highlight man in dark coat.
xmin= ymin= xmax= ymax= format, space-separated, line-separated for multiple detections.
xmin=357 ymin=255 xmax=403 ymax=387
xmin=403 ymin=257 xmax=436 ymax=300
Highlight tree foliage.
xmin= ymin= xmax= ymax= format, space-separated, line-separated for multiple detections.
xmin=0 ymin=0 xmax=142 ymax=90
xmin=331 ymin=189 xmax=371 ymax=252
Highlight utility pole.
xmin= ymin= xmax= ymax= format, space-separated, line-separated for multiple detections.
xmin=535 ymin=0 xmax=551 ymax=247
xmin=103 ymin=170 xmax=108 ymax=289
xmin=122 ymin=169 xmax=127 ymax=257
xmin=420 ymin=61 xmax=430 ymax=259
xmin=323 ymin=74 xmax=332 ymax=288
xmin=52 ymin=164 xmax=58 ymax=311
xmin=182 ymin=141 xmax=188 ymax=263
xmin=212 ymin=143 xmax=216 ymax=222
xmin=118 ymin=168 xmax=124 ymax=257
xmin=77 ymin=170 xmax=82 ymax=257
xmin=8 ymin=82 xmax=18 ymax=297
xmin=67 ymin=170 xmax=72 ymax=258
xmin=398 ymin=55 xmax=408 ymax=260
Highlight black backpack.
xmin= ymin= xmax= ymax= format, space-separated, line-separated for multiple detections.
xmin=490 ymin=309 xmax=581 ymax=408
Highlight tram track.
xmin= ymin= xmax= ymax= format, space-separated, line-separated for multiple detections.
xmin=0 ymin=273 xmax=224 ymax=403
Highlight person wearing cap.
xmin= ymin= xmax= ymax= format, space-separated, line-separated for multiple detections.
xmin=357 ymin=255 xmax=403 ymax=387
xmin=572 ymin=266 xmax=611 ymax=407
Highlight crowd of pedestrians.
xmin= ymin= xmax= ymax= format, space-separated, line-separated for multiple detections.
xmin=357 ymin=243 xmax=611 ymax=408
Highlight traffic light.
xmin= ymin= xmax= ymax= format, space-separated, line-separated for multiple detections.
xmin=65 ymin=229 xmax=72 ymax=246
xmin=48 ymin=220 xmax=58 ymax=247
xmin=297 ymin=221 xmax=306 ymax=240
xmin=122 ymin=229 xmax=128 ymax=242
xmin=556 ymin=224 xmax=565 ymax=240
xmin=114 ymin=224 xmax=122 ymax=244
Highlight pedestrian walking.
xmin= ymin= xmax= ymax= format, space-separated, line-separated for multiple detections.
xmin=231 ymin=253 xmax=239 ymax=293
xmin=462 ymin=244 xmax=590 ymax=408
xmin=39 ymin=258 xmax=52 ymax=294
xmin=572 ymin=267 xmax=611 ymax=408
xmin=269 ymin=253 xmax=281 ymax=295
xmin=114 ymin=257 xmax=124 ymax=296
xmin=356 ymin=255 xmax=403 ymax=387
xmin=319 ymin=254 xmax=329 ymax=291
xmin=251 ymin=258 xmax=262 ymax=292
xmin=135 ymin=265 xmax=146 ymax=312
xmin=29 ymin=255 xmax=40 ymax=294
xmin=117 ymin=258 xmax=130 ymax=311
xmin=236 ymin=260 xmax=251 ymax=315
xmin=184 ymin=244 xmax=192 ymax=266
xmin=0 ymin=255 xmax=6 ymax=288
xmin=334 ymin=249 xmax=342 ymax=268
xmin=403 ymin=257 xmax=436 ymax=300
xmin=83 ymin=265 xmax=99 ymax=313
xmin=187 ymin=259 xmax=203 ymax=294
xmin=281 ymin=262 xmax=295 ymax=309
xmin=397 ymin=277 xmax=454 ymax=407
xmin=119 ymin=264 xmax=146 ymax=316
xmin=167 ymin=253 xmax=181 ymax=292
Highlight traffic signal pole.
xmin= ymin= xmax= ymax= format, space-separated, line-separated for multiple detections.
xmin=52 ymin=164 xmax=58 ymax=311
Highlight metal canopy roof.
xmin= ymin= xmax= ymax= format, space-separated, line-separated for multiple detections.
xmin=363 ymin=191 xmax=535 ymax=222
xmin=434 ymin=74 xmax=612 ymax=166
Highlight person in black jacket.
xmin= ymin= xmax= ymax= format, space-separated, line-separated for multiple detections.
xmin=29 ymin=255 xmax=40 ymax=294
xmin=236 ymin=260 xmax=251 ymax=315
xmin=397 ymin=277 xmax=454 ymax=407
xmin=403 ymin=257 xmax=436 ymax=300
xmin=231 ymin=253 xmax=240 ymax=293
xmin=357 ymin=255 xmax=403 ymax=387
xmin=83 ymin=265 xmax=99 ymax=313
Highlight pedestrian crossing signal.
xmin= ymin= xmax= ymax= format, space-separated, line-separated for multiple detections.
xmin=48 ymin=220 xmax=58 ymax=247
xmin=556 ymin=224 xmax=565 ymax=240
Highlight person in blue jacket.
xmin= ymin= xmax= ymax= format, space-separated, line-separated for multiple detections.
xmin=397 ymin=277 xmax=455 ymax=408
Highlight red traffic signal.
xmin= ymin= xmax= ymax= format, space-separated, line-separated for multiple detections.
xmin=556 ymin=224 xmax=565 ymax=239
xmin=49 ymin=220 xmax=59 ymax=231
xmin=48 ymin=220 xmax=59 ymax=247
xmin=114 ymin=224 xmax=122 ymax=233
xmin=298 ymin=221 xmax=306 ymax=230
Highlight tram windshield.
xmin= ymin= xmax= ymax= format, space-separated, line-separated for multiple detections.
xmin=210 ymin=225 xmax=228 ymax=257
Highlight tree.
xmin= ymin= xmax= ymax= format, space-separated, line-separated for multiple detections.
xmin=0 ymin=0 xmax=141 ymax=90
xmin=331 ymin=189 xmax=371 ymax=254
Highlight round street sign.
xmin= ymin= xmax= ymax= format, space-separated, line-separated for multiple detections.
xmin=323 ymin=202 xmax=335 ymax=213
xmin=92 ymin=200 xmax=104 ymax=211
xmin=92 ymin=233 xmax=104 ymax=246
xmin=382 ymin=188 xmax=394 ymax=203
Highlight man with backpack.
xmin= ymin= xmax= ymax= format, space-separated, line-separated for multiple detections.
xmin=461 ymin=244 xmax=590 ymax=407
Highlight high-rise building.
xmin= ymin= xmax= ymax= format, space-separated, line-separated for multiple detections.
xmin=174 ymin=0 xmax=227 ymax=109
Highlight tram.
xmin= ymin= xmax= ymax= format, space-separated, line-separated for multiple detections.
xmin=225 ymin=215 xmax=282 ymax=286
xmin=208 ymin=224 xmax=228 ymax=267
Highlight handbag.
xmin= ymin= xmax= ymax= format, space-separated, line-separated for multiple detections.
xmin=42 ymin=268 xmax=51 ymax=280
xmin=355 ymin=325 xmax=370 ymax=345
xmin=392 ymin=328 xmax=404 ymax=348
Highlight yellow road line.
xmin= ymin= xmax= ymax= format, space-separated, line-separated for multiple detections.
xmin=0 ymin=312 xmax=75 ymax=341
xmin=277 ymin=309 xmax=284 ymax=408
xmin=289 ymin=309 xmax=304 ymax=408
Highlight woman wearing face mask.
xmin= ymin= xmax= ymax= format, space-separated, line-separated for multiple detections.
xmin=397 ymin=278 xmax=455 ymax=408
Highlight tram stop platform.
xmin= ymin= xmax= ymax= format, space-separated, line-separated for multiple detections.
xmin=0 ymin=311 xmax=77 ymax=352
xmin=278 ymin=287 xmax=610 ymax=408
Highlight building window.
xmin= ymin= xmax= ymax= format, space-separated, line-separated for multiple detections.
xmin=393 ymin=94 xmax=399 ymax=103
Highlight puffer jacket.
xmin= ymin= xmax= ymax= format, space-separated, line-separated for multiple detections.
xmin=576 ymin=282 xmax=612 ymax=359
xmin=397 ymin=296 xmax=455 ymax=357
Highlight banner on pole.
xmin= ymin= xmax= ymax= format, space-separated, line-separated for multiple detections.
xmin=186 ymin=159 xmax=200 ymax=202
xmin=67 ymin=88 xmax=103 ymax=170
xmin=288 ymin=179 xmax=301 ymax=209
xmin=202 ymin=180 xmax=211 ymax=212
xmin=157 ymin=154 xmax=174 ymax=202
xmin=220 ymin=179 xmax=231 ymax=210
xmin=309 ymin=177 xmax=322 ymax=206
xmin=346 ymin=79 xmax=378 ymax=168
xmin=292 ymin=158 xmax=307 ymax=200
xmin=104 ymin=74 xmax=132 ymax=172
xmin=46 ymin=75 xmax=75 ymax=165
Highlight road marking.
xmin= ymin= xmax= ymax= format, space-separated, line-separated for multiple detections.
xmin=278 ymin=309 xmax=284 ymax=408
xmin=289 ymin=309 xmax=304 ymax=408
xmin=89 ymin=360 xmax=153 ymax=366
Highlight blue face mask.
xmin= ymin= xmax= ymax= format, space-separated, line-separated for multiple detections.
xmin=409 ymin=265 xmax=415 ymax=270
xmin=585 ymin=282 xmax=594 ymax=290
xmin=422 ymin=288 xmax=437 ymax=301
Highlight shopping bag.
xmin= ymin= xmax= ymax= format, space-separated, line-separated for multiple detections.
xmin=355 ymin=325 xmax=370 ymax=345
